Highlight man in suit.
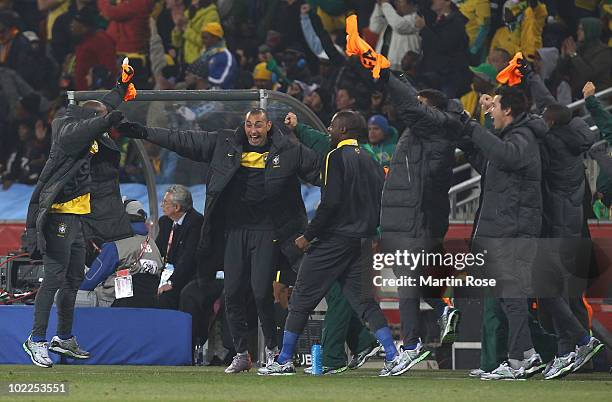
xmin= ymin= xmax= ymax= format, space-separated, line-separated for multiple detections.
xmin=156 ymin=184 xmax=204 ymax=309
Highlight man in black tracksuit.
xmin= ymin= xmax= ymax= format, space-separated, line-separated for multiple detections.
xmin=527 ymin=73 xmax=604 ymax=379
xmin=117 ymin=108 xmax=320 ymax=374
xmin=379 ymin=72 xmax=465 ymax=373
xmin=259 ymin=111 xmax=406 ymax=377
xmin=22 ymin=84 xmax=127 ymax=368
xmin=459 ymin=85 xmax=548 ymax=380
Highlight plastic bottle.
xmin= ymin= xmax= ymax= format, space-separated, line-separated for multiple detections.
xmin=311 ymin=342 xmax=322 ymax=375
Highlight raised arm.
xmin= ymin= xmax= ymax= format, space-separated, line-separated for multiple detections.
xmin=526 ymin=72 xmax=558 ymax=113
xmin=117 ymin=122 xmax=218 ymax=163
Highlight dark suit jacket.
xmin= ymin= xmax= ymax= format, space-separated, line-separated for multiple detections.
xmin=156 ymin=208 xmax=204 ymax=292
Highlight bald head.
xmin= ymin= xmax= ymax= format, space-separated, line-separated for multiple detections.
xmin=81 ymin=100 xmax=108 ymax=116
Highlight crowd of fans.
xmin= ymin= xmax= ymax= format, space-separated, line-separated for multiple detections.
xmin=0 ymin=0 xmax=611 ymax=198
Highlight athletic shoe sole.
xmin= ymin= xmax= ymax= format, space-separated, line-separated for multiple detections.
xmin=544 ymin=364 xmax=575 ymax=380
xmin=257 ymin=371 xmax=295 ymax=376
xmin=391 ymin=350 xmax=431 ymax=376
xmin=522 ymin=363 xmax=546 ymax=379
xmin=22 ymin=342 xmax=52 ymax=368
xmin=480 ymin=376 xmax=526 ymax=381
xmin=572 ymin=343 xmax=605 ymax=373
xmin=48 ymin=346 xmax=90 ymax=360
xmin=441 ymin=310 xmax=461 ymax=344
xmin=352 ymin=344 xmax=383 ymax=370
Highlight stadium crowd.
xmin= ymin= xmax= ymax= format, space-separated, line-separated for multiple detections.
xmin=3 ymin=0 xmax=611 ymax=381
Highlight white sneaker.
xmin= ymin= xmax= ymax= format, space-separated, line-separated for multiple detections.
xmin=23 ymin=335 xmax=53 ymax=368
xmin=480 ymin=362 xmax=525 ymax=381
xmin=390 ymin=342 xmax=431 ymax=376
xmin=263 ymin=346 xmax=278 ymax=367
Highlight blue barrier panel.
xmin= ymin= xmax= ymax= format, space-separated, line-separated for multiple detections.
xmin=0 ymin=306 xmax=191 ymax=365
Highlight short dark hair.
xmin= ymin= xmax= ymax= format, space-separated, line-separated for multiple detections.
xmin=334 ymin=110 xmax=362 ymax=135
xmin=417 ymin=89 xmax=449 ymax=110
xmin=495 ymin=86 xmax=528 ymax=118
xmin=337 ymin=86 xmax=357 ymax=100
xmin=543 ymin=104 xmax=571 ymax=127
xmin=246 ymin=107 xmax=268 ymax=121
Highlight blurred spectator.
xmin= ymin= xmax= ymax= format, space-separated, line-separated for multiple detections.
xmin=533 ymin=47 xmax=571 ymax=106
xmin=369 ymin=0 xmax=420 ymax=71
xmin=459 ymin=62 xmax=497 ymax=126
xmin=335 ymin=87 xmax=357 ymax=112
xmin=156 ymin=185 xmax=203 ymax=310
xmin=593 ymin=192 xmax=608 ymax=220
xmin=0 ymin=118 xmax=49 ymax=188
xmin=172 ymin=0 xmax=220 ymax=65
xmin=86 ymin=64 xmax=113 ymax=90
xmin=584 ymin=82 xmax=612 ymax=205
xmin=154 ymin=0 xmax=184 ymax=55
xmin=188 ymin=22 xmax=238 ymax=89
xmin=97 ymin=0 xmax=154 ymax=87
xmin=50 ymin=0 xmax=95 ymax=66
xmin=38 ymin=0 xmax=71 ymax=44
xmin=489 ymin=0 xmax=548 ymax=62
xmin=362 ymin=114 xmax=398 ymax=168
xmin=71 ymin=6 xmax=117 ymax=91
xmin=416 ymin=0 xmax=471 ymax=98
xmin=457 ymin=0 xmax=490 ymax=62
xmin=303 ymin=85 xmax=332 ymax=124
xmin=22 ymin=30 xmax=58 ymax=97
xmin=307 ymin=0 xmax=349 ymax=33
xmin=558 ymin=17 xmax=612 ymax=99
xmin=234 ymin=48 xmax=254 ymax=89
xmin=487 ymin=46 xmax=511 ymax=71
xmin=400 ymin=50 xmax=424 ymax=88
xmin=252 ymin=61 xmax=273 ymax=90
xmin=0 ymin=10 xmax=39 ymax=89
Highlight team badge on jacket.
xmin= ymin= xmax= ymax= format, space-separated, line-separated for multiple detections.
xmin=58 ymin=223 xmax=67 ymax=237
xmin=272 ymin=155 xmax=280 ymax=167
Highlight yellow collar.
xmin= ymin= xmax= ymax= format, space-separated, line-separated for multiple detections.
xmin=337 ymin=139 xmax=358 ymax=148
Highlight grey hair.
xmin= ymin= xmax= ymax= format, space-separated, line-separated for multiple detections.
xmin=166 ymin=184 xmax=193 ymax=211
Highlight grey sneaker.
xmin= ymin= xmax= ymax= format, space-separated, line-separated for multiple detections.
xmin=390 ymin=342 xmax=431 ymax=376
xmin=23 ymin=336 xmax=53 ymax=368
xmin=379 ymin=354 xmax=402 ymax=377
xmin=263 ymin=346 xmax=278 ymax=367
xmin=224 ymin=353 xmax=252 ymax=374
xmin=303 ymin=365 xmax=348 ymax=375
xmin=348 ymin=342 xmax=383 ymax=370
xmin=544 ymin=353 xmax=576 ymax=380
xmin=523 ymin=353 xmax=546 ymax=378
xmin=468 ymin=368 xmax=486 ymax=378
xmin=573 ymin=337 xmax=604 ymax=373
xmin=257 ymin=359 xmax=296 ymax=376
xmin=49 ymin=336 xmax=90 ymax=359
xmin=481 ymin=362 xmax=525 ymax=381
xmin=439 ymin=307 xmax=461 ymax=344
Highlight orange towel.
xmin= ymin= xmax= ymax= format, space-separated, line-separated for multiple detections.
xmin=121 ymin=57 xmax=137 ymax=102
xmin=496 ymin=52 xmax=524 ymax=87
xmin=345 ymin=14 xmax=390 ymax=79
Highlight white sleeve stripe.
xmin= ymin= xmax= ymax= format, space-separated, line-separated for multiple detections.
xmin=208 ymin=49 xmax=233 ymax=85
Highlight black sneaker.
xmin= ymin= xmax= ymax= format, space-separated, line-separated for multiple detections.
xmin=49 ymin=336 xmax=90 ymax=359
xmin=348 ymin=342 xmax=382 ymax=370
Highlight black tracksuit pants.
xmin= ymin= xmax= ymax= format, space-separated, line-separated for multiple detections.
xmin=32 ymin=214 xmax=85 ymax=339
xmin=285 ymin=235 xmax=388 ymax=335
xmin=224 ymin=228 xmax=278 ymax=353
